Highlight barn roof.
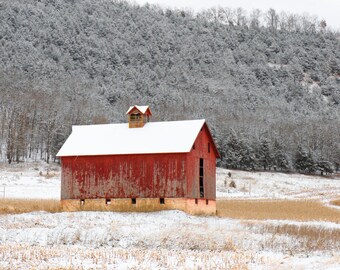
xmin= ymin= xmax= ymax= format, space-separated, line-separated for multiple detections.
xmin=126 ymin=105 xmax=151 ymax=115
xmin=57 ymin=119 xmax=217 ymax=157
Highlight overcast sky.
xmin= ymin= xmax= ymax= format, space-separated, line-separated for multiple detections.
xmin=133 ymin=0 xmax=340 ymax=30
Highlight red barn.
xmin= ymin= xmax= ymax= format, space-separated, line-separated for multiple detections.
xmin=57 ymin=106 xmax=220 ymax=215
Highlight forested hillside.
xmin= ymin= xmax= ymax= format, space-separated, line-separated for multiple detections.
xmin=0 ymin=0 xmax=339 ymax=173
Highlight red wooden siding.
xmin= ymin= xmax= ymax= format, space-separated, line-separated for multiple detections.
xmin=60 ymin=123 xmax=217 ymax=201
xmin=61 ymin=153 xmax=187 ymax=200
xmin=186 ymin=123 xmax=216 ymax=200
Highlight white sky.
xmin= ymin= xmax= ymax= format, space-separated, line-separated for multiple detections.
xmin=133 ymin=0 xmax=340 ymax=30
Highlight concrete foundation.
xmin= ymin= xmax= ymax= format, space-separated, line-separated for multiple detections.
xmin=61 ymin=198 xmax=216 ymax=216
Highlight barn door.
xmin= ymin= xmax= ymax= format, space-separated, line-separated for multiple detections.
xmin=199 ymin=158 xmax=204 ymax=198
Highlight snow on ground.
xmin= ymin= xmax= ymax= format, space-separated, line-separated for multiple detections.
xmin=1 ymin=163 xmax=340 ymax=268
xmin=0 ymin=210 xmax=339 ymax=269
xmin=217 ymin=168 xmax=340 ymax=200
xmin=0 ymin=162 xmax=60 ymax=199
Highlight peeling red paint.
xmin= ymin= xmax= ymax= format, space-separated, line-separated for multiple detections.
xmin=60 ymin=123 xmax=217 ymax=200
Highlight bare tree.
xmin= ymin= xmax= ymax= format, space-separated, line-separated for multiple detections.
xmin=287 ymin=13 xmax=299 ymax=32
xmin=235 ymin=7 xmax=247 ymax=27
xmin=217 ymin=7 xmax=235 ymax=26
xmin=250 ymin=9 xmax=262 ymax=29
xmin=319 ymin=19 xmax=327 ymax=32
xmin=266 ymin=8 xmax=279 ymax=31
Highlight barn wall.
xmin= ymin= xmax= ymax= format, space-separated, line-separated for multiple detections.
xmin=61 ymin=153 xmax=187 ymax=199
xmin=186 ymin=123 xmax=217 ymax=200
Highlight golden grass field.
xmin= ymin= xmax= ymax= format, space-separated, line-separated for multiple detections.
xmin=0 ymin=199 xmax=61 ymax=214
xmin=331 ymin=199 xmax=340 ymax=207
xmin=217 ymin=199 xmax=340 ymax=222
xmin=1 ymin=198 xmax=340 ymax=223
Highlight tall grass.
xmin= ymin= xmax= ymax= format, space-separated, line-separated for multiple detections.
xmin=0 ymin=199 xmax=61 ymax=214
xmin=244 ymin=221 xmax=340 ymax=255
xmin=331 ymin=199 xmax=340 ymax=207
xmin=0 ymin=244 xmax=251 ymax=269
xmin=217 ymin=199 xmax=340 ymax=222
xmin=2 ymin=198 xmax=340 ymax=223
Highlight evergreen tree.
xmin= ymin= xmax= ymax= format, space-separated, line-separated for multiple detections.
xmin=258 ymin=138 xmax=272 ymax=170
xmin=239 ymin=140 xmax=256 ymax=170
xmin=294 ymin=144 xmax=315 ymax=173
xmin=225 ymin=131 xmax=242 ymax=169
xmin=316 ymin=160 xmax=334 ymax=175
xmin=272 ymin=139 xmax=289 ymax=171
xmin=294 ymin=144 xmax=307 ymax=172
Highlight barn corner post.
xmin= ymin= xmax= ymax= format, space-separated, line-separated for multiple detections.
xmin=57 ymin=105 xmax=218 ymax=215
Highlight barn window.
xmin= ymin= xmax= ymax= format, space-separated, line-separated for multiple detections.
xmin=106 ymin=199 xmax=111 ymax=205
xmin=206 ymin=199 xmax=209 ymax=205
xmin=195 ymin=198 xmax=198 ymax=204
xmin=160 ymin=198 xmax=165 ymax=204
xmin=208 ymin=143 xmax=210 ymax=153
xmin=193 ymin=143 xmax=195 ymax=150
xmin=130 ymin=113 xmax=141 ymax=121
xmin=131 ymin=198 xmax=136 ymax=204
xmin=80 ymin=199 xmax=85 ymax=206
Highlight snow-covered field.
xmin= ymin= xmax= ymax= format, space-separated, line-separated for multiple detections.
xmin=0 ymin=162 xmax=60 ymax=199
xmin=1 ymin=210 xmax=340 ymax=269
xmin=217 ymin=168 xmax=340 ymax=201
xmin=0 ymin=162 xmax=340 ymax=269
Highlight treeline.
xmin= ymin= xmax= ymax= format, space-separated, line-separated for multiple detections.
xmin=0 ymin=0 xmax=339 ymax=174
xmin=199 ymin=6 xmax=330 ymax=33
xmin=217 ymin=130 xmax=339 ymax=174
xmin=0 ymin=72 xmax=110 ymax=164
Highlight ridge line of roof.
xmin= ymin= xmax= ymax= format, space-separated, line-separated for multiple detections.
xmin=72 ymin=119 xmax=206 ymax=128
xmin=126 ymin=105 xmax=151 ymax=115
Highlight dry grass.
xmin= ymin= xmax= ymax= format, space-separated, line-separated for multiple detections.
xmin=244 ymin=222 xmax=340 ymax=255
xmin=2 ymin=198 xmax=340 ymax=224
xmin=217 ymin=199 xmax=340 ymax=222
xmin=0 ymin=199 xmax=61 ymax=214
xmin=0 ymin=243 xmax=252 ymax=269
xmin=331 ymin=199 xmax=340 ymax=207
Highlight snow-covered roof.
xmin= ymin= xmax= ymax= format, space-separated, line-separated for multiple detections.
xmin=126 ymin=105 xmax=151 ymax=115
xmin=56 ymin=119 xmax=206 ymax=157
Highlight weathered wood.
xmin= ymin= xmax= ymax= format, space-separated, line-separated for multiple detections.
xmin=60 ymin=123 xmax=217 ymax=201
xmin=127 ymin=107 xmax=152 ymax=128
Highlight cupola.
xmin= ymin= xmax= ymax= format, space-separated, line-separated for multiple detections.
xmin=126 ymin=105 xmax=152 ymax=128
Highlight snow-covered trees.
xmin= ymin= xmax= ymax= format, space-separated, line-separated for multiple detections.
xmin=258 ymin=138 xmax=272 ymax=171
xmin=294 ymin=144 xmax=316 ymax=173
xmin=272 ymin=139 xmax=289 ymax=171
xmin=225 ymin=131 xmax=242 ymax=169
xmin=0 ymin=0 xmax=339 ymax=173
